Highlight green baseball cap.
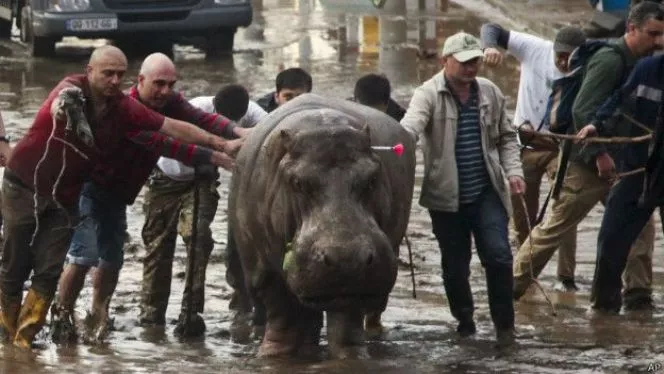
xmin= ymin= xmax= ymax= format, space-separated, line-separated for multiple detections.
xmin=442 ymin=32 xmax=483 ymax=62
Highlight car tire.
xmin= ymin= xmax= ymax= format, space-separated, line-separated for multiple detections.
xmin=0 ymin=18 xmax=11 ymax=39
xmin=20 ymin=5 xmax=56 ymax=57
xmin=204 ymin=27 xmax=235 ymax=58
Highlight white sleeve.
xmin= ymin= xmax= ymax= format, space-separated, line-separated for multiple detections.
xmin=240 ymin=100 xmax=268 ymax=127
xmin=507 ymin=31 xmax=553 ymax=65
xmin=188 ymin=96 xmax=215 ymax=113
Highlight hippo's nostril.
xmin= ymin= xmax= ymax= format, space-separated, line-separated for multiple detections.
xmin=366 ymin=253 xmax=374 ymax=266
xmin=323 ymin=254 xmax=332 ymax=267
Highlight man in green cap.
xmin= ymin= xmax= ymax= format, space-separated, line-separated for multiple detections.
xmin=401 ymin=31 xmax=524 ymax=348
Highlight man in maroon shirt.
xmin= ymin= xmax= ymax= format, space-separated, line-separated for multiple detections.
xmin=51 ymin=52 xmax=249 ymax=343
xmin=0 ymin=46 xmax=240 ymax=348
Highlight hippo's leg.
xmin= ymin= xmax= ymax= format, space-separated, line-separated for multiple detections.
xmin=297 ymin=308 xmax=323 ymax=356
xmin=256 ymin=277 xmax=302 ymax=357
xmin=326 ymin=310 xmax=368 ymax=359
xmin=364 ymin=295 xmax=389 ymax=339
xmin=363 ymin=311 xmax=384 ymax=340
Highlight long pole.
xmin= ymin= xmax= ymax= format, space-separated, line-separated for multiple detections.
xmin=184 ymin=180 xmax=200 ymax=331
xmin=404 ymin=234 xmax=416 ymax=299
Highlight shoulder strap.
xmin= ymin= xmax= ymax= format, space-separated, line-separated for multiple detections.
xmin=605 ymin=44 xmax=630 ymax=85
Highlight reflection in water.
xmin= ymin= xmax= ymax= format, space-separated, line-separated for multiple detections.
xmin=0 ymin=0 xmax=654 ymax=373
xmin=378 ymin=1 xmax=416 ymax=86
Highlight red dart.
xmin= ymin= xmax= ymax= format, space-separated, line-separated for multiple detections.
xmin=371 ymin=143 xmax=405 ymax=157
xmin=392 ymin=143 xmax=404 ymax=157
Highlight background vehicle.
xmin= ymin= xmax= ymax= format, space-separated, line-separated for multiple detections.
xmin=0 ymin=0 xmax=252 ymax=57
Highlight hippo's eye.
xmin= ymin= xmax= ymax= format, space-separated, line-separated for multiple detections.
xmin=290 ymin=175 xmax=308 ymax=193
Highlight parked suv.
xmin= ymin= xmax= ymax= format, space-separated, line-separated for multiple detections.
xmin=0 ymin=0 xmax=252 ymax=57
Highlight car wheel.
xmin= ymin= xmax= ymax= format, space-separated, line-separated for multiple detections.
xmin=20 ymin=5 xmax=56 ymax=57
xmin=204 ymin=27 xmax=235 ymax=58
xmin=0 ymin=17 xmax=11 ymax=39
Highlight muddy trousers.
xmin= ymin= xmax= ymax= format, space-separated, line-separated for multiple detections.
xmin=0 ymin=173 xmax=75 ymax=345
xmin=140 ymin=174 xmax=219 ymax=323
xmin=592 ymin=173 xmax=656 ymax=311
xmin=512 ymin=149 xmax=577 ymax=280
xmin=429 ymin=188 xmax=514 ymax=331
xmin=513 ymin=162 xmax=654 ymax=298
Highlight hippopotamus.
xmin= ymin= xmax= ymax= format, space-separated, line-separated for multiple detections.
xmin=228 ymin=93 xmax=415 ymax=358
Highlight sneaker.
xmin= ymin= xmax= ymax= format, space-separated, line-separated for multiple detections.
xmin=83 ymin=310 xmax=114 ymax=343
xmin=553 ymin=278 xmax=579 ymax=292
xmin=50 ymin=304 xmax=78 ymax=344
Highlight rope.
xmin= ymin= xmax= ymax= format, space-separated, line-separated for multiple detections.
xmin=30 ymin=114 xmax=59 ymax=246
xmin=29 ymin=99 xmax=89 ymax=246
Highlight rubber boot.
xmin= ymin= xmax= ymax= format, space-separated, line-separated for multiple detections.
xmin=0 ymin=294 xmax=21 ymax=342
xmin=13 ymin=289 xmax=52 ymax=349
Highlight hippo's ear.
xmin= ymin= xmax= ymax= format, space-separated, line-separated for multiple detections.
xmin=279 ymin=129 xmax=295 ymax=152
xmin=360 ymin=122 xmax=371 ymax=137
xmin=359 ymin=122 xmax=372 ymax=147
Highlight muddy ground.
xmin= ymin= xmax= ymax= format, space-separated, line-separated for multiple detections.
xmin=1 ymin=0 xmax=663 ymax=373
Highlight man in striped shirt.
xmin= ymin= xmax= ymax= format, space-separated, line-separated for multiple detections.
xmin=401 ymin=32 xmax=525 ymax=348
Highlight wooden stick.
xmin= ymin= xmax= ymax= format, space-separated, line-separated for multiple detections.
xmin=531 ymin=131 xmax=651 ymax=144
xmin=518 ymin=194 xmax=557 ymax=316
xmin=621 ymin=113 xmax=653 ymax=134
xmin=617 ymin=167 xmax=645 ymax=179
xmin=403 ymin=234 xmax=417 ymax=299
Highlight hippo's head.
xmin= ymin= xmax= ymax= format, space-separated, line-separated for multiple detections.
xmin=265 ymin=111 xmax=398 ymax=312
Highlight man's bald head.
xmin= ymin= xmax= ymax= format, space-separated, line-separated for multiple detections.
xmin=139 ymin=53 xmax=176 ymax=78
xmin=88 ymin=45 xmax=127 ymax=68
xmin=137 ymin=53 xmax=178 ymax=109
xmin=86 ymin=45 xmax=128 ymax=98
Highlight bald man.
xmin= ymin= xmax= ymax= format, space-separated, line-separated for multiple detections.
xmin=49 ymin=51 xmax=249 ymax=344
xmin=0 ymin=46 xmax=240 ymax=349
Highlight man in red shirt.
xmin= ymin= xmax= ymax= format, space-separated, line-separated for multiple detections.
xmin=0 ymin=46 xmax=240 ymax=348
xmin=51 ymin=52 xmax=248 ymax=343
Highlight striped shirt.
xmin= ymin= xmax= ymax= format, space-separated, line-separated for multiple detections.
xmin=451 ymin=83 xmax=490 ymax=204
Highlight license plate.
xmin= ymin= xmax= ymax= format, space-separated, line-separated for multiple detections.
xmin=66 ymin=18 xmax=118 ymax=32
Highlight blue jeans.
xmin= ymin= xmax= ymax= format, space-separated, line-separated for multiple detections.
xmin=429 ymin=188 xmax=514 ymax=330
xmin=66 ymin=182 xmax=127 ymax=269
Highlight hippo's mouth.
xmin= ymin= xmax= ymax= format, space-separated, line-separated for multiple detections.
xmin=298 ymin=293 xmax=385 ymax=310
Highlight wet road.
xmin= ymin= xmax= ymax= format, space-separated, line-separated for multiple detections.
xmin=1 ymin=0 xmax=663 ymax=373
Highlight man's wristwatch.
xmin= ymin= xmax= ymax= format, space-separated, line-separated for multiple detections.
xmin=0 ymin=136 xmax=10 ymax=143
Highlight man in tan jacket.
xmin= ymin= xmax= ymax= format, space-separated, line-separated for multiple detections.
xmin=401 ymin=32 xmax=524 ymax=348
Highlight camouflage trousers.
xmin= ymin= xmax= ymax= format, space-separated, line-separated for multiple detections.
xmin=140 ymin=170 xmax=219 ymax=323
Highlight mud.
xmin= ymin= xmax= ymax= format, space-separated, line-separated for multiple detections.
xmin=1 ymin=0 xmax=663 ymax=373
